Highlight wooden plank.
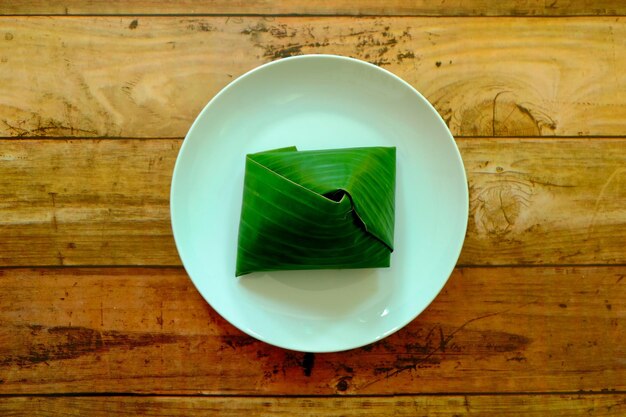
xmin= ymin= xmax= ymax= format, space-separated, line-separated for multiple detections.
xmin=1 ymin=395 xmax=625 ymax=416
xmin=0 ymin=139 xmax=180 ymax=266
xmin=0 ymin=17 xmax=624 ymax=138
xmin=2 ymin=0 xmax=625 ymax=17
xmin=0 ymin=266 xmax=623 ymax=394
xmin=1 ymin=138 xmax=625 ymax=267
xmin=461 ymin=139 xmax=626 ymax=265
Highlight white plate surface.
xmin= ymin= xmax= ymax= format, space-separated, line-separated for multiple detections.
xmin=170 ymin=55 xmax=468 ymax=352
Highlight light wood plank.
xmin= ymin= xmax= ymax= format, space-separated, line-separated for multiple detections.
xmin=0 ymin=17 xmax=624 ymax=138
xmin=1 ymin=395 xmax=625 ymax=416
xmin=462 ymin=139 xmax=626 ymax=265
xmin=0 ymin=266 xmax=623 ymax=394
xmin=2 ymin=0 xmax=625 ymax=17
xmin=0 ymin=139 xmax=179 ymax=266
xmin=1 ymin=138 xmax=625 ymax=267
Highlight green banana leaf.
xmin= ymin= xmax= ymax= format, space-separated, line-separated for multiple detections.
xmin=235 ymin=146 xmax=396 ymax=276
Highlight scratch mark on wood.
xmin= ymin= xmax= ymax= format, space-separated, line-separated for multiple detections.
xmin=3 ymin=116 xmax=98 ymax=137
xmin=608 ymin=25 xmax=618 ymax=85
xmin=515 ymin=103 xmax=557 ymax=133
xmin=438 ymin=326 xmax=446 ymax=352
xmin=359 ymin=301 xmax=535 ymax=389
xmin=498 ymin=189 xmax=513 ymax=230
xmin=49 ymin=192 xmax=58 ymax=231
xmin=587 ymin=167 xmax=626 ymax=238
xmin=157 ymin=301 xmax=164 ymax=329
xmin=492 ymin=91 xmax=510 ymax=136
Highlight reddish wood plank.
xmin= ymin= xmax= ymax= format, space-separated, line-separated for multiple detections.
xmin=1 ymin=395 xmax=625 ymax=416
xmin=0 ymin=17 xmax=624 ymax=138
xmin=0 ymin=266 xmax=623 ymax=394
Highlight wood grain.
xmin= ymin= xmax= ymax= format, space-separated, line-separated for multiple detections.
xmin=462 ymin=139 xmax=626 ymax=265
xmin=0 ymin=266 xmax=623 ymax=394
xmin=1 ymin=138 xmax=625 ymax=267
xmin=2 ymin=0 xmax=625 ymax=16
xmin=0 ymin=17 xmax=624 ymax=138
xmin=0 ymin=139 xmax=179 ymax=266
xmin=1 ymin=395 xmax=625 ymax=416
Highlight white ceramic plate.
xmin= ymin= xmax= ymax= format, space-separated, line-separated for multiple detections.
xmin=171 ymin=55 xmax=468 ymax=352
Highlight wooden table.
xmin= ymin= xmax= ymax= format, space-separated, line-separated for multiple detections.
xmin=1 ymin=2 xmax=625 ymax=415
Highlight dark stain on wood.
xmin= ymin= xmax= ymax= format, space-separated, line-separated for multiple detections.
xmin=373 ymin=366 xmax=393 ymax=375
xmin=265 ymin=44 xmax=303 ymax=59
xmin=241 ymin=22 xmax=270 ymax=37
xmin=190 ymin=22 xmax=214 ymax=32
xmin=5 ymin=33 xmax=13 ymax=41
xmin=129 ymin=19 xmax=138 ymax=30
xmin=336 ymin=377 xmax=350 ymax=392
xmin=242 ymin=22 xmax=296 ymax=39
xmin=0 ymin=325 xmax=180 ymax=368
xmin=219 ymin=335 xmax=257 ymax=350
xmin=178 ymin=18 xmax=217 ymax=33
xmin=369 ymin=58 xmax=390 ymax=67
xmin=242 ymin=20 xmax=413 ymax=66
xmin=397 ymin=50 xmax=415 ymax=62
xmin=302 ymin=352 xmax=315 ymax=377
xmin=240 ymin=21 xmax=328 ymax=59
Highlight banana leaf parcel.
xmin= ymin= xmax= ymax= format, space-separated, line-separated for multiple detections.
xmin=236 ymin=146 xmax=396 ymax=276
